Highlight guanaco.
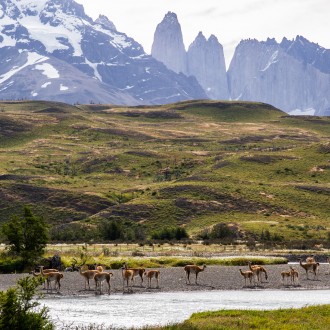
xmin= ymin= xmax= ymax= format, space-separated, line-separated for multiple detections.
xmin=281 ymin=270 xmax=292 ymax=285
xmin=299 ymin=259 xmax=319 ymax=280
xmin=184 ymin=264 xmax=206 ymax=284
xmin=122 ymin=265 xmax=134 ymax=292
xmin=248 ymin=261 xmax=268 ymax=283
xmin=79 ymin=265 xmax=102 ymax=290
xmin=94 ymin=271 xmax=113 ymax=294
xmin=33 ymin=266 xmax=59 ymax=289
xmin=290 ymin=266 xmax=299 ymax=285
xmin=144 ymin=270 xmax=160 ymax=288
xmin=40 ymin=267 xmax=63 ymax=292
xmin=239 ymin=269 xmax=254 ymax=286
xmin=122 ymin=262 xmax=145 ymax=286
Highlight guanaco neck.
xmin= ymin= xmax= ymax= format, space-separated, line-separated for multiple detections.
xmin=40 ymin=266 xmax=45 ymax=276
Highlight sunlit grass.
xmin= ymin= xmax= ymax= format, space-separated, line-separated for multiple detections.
xmin=42 ymin=243 xmax=287 ymax=269
xmin=146 ymin=305 xmax=330 ymax=330
xmin=0 ymin=100 xmax=329 ymax=242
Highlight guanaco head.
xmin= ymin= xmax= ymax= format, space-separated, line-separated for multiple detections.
xmin=95 ymin=265 xmax=103 ymax=272
xmin=78 ymin=265 xmax=89 ymax=274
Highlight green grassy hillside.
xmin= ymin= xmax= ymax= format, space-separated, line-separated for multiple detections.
xmin=0 ymin=100 xmax=329 ymax=242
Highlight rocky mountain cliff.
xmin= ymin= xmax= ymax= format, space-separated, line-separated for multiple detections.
xmin=151 ymin=12 xmax=229 ymax=100
xmin=0 ymin=0 xmax=206 ymax=105
xmin=151 ymin=13 xmax=330 ymax=116
xmin=187 ymin=32 xmax=229 ymax=100
xmin=151 ymin=11 xmax=187 ymax=75
xmin=228 ymin=36 xmax=330 ymax=116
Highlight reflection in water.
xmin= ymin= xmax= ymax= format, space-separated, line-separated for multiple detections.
xmin=42 ymin=290 xmax=330 ymax=329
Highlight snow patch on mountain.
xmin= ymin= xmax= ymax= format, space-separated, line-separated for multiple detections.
xmin=41 ymin=82 xmax=52 ymax=88
xmin=260 ymin=51 xmax=278 ymax=71
xmin=19 ymin=11 xmax=83 ymax=55
xmin=35 ymin=62 xmax=60 ymax=78
xmin=288 ymin=108 xmax=315 ymax=116
xmin=15 ymin=0 xmax=49 ymax=13
xmin=85 ymin=58 xmax=102 ymax=82
xmin=0 ymin=52 xmax=48 ymax=84
xmin=92 ymin=24 xmax=133 ymax=51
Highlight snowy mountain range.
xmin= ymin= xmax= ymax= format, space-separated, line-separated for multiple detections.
xmin=0 ymin=0 xmax=206 ymax=105
xmin=151 ymin=12 xmax=330 ymax=116
xmin=0 ymin=1 xmax=329 ymax=116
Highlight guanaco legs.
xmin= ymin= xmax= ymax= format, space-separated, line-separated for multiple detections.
xmin=79 ymin=265 xmax=102 ymax=290
xmin=94 ymin=271 xmax=113 ymax=294
xmin=239 ymin=269 xmax=254 ymax=287
xmin=184 ymin=264 xmax=206 ymax=284
xmin=144 ymin=270 xmax=160 ymax=288
xmin=298 ymin=259 xmax=319 ymax=280
xmin=122 ymin=262 xmax=145 ymax=287
xmin=326 ymin=257 xmax=330 ymax=275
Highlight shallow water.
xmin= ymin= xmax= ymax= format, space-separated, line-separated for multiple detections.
xmin=42 ymin=289 xmax=330 ymax=329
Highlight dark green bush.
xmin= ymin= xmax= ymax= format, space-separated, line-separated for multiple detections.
xmin=151 ymin=227 xmax=189 ymax=241
xmin=0 ymin=276 xmax=54 ymax=329
xmin=2 ymin=207 xmax=49 ymax=265
xmin=0 ymin=257 xmax=25 ymax=274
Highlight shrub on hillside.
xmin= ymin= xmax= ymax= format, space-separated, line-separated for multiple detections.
xmin=151 ymin=227 xmax=189 ymax=241
xmin=199 ymin=223 xmax=241 ymax=243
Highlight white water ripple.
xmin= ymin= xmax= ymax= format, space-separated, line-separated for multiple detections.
xmin=41 ymin=289 xmax=330 ymax=329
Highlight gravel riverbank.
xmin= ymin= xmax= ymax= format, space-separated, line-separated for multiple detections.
xmin=1 ymin=263 xmax=330 ymax=296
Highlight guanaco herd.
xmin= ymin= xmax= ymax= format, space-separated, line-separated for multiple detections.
xmin=32 ymin=262 xmax=161 ymax=294
xmin=239 ymin=256 xmax=327 ymax=287
xmin=31 ymin=256 xmax=330 ymax=293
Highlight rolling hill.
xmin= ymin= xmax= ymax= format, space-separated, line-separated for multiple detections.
xmin=0 ymin=100 xmax=329 ymax=243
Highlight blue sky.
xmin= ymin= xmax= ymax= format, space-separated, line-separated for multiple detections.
xmin=76 ymin=0 xmax=329 ymax=67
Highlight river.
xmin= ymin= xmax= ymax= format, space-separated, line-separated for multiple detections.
xmin=42 ymin=289 xmax=330 ymax=329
